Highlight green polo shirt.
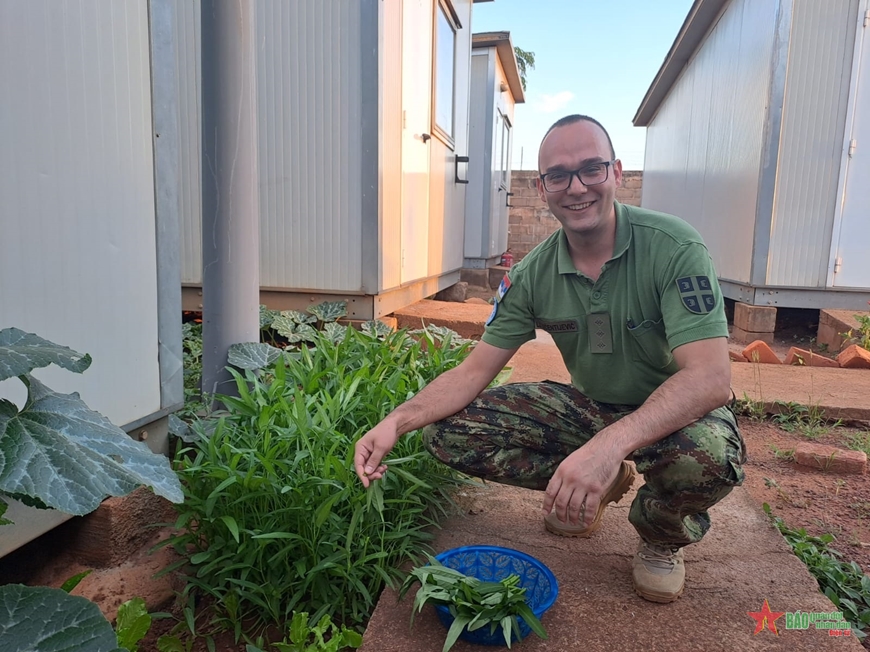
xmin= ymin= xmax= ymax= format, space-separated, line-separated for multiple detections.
xmin=483 ymin=202 xmax=728 ymax=405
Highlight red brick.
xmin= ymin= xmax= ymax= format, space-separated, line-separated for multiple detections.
xmin=732 ymin=326 xmax=774 ymax=345
xmin=729 ymin=349 xmax=747 ymax=362
xmin=837 ymin=344 xmax=870 ymax=369
xmin=794 ymin=443 xmax=866 ymax=475
xmin=742 ymin=340 xmax=781 ymax=364
xmin=784 ymin=347 xmax=839 ymax=368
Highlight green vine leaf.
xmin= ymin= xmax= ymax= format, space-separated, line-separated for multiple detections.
xmin=0 ymin=328 xmax=92 ymax=382
xmin=0 ymin=376 xmax=183 ymax=515
xmin=361 ymin=321 xmax=392 ymax=338
xmin=287 ymin=324 xmax=318 ymax=344
xmin=228 ymin=342 xmax=283 ymax=370
xmin=272 ymin=312 xmax=317 ymax=339
xmin=323 ymin=322 xmax=349 ymax=344
xmin=0 ymin=585 xmax=120 ymax=652
xmin=259 ymin=305 xmax=279 ymax=329
xmin=307 ymin=301 xmax=348 ymax=324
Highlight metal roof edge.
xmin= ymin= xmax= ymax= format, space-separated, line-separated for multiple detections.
xmin=472 ymin=31 xmax=526 ymax=103
xmin=632 ymin=0 xmax=730 ymax=126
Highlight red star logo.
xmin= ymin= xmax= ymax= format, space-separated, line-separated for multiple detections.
xmin=747 ymin=599 xmax=786 ymax=635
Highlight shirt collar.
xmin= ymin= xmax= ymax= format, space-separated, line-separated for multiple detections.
xmin=556 ymin=201 xmax=633 ymax=275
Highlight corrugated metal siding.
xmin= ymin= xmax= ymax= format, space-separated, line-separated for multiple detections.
xmin=174 ymin=0 xmax=202 ymax=285
xmin=767 ymin=0 xmax=860 ymax=287
xmin=642 ymin=0 xmax=778 ymax=284
xmin=257 ymin=1 xmax=363 ymax=290
xmin=381 ymin=0 xmax=403 ymax=291
xmin=0 ymin=0 xmax=160 ymax=426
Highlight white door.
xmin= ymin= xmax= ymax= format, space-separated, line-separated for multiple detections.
xmin=400 ymin=0 xmax=432 ymax=283
xmin=832 ymin=3 xmax=870 ymax=288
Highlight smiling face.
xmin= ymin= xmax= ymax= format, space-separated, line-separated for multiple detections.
xmin=536 ymin=120 xmax=623 ymax=240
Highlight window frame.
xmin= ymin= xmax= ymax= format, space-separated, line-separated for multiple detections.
xmin=431 ymin=0 xmax=461 ymax=149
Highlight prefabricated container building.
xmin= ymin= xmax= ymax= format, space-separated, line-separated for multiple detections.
xmin=634 ymin=0 xmax=870 ymax=310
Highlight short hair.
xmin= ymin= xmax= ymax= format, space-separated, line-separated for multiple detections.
xmin=540 ymin=114 xmax=616 ymax=161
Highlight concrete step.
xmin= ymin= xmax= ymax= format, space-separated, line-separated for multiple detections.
xmin=359 ymin=483 xmax=859 ymax=651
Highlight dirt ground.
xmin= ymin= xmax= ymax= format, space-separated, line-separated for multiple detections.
xmin=739 ymin=418 xmax=870 ymax=571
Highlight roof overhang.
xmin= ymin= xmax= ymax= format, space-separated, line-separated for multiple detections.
xmin=472 ymin=31 xmax=525 ymax=103
xmin=633 ymin=0 xmax=730 ymax=126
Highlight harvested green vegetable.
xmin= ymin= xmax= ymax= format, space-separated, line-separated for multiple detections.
xmin=398 ymin=555 xmax=547 ymax=652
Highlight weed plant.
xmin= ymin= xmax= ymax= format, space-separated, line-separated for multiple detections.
xmin=164 ymin=326 xmax=474 ymax=638
xmin=771 ymin=400 xmax=841 ymax=439
xmin=765 ymin=504 xmax=870 ymax=638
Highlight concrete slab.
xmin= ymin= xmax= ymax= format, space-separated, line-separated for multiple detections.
xmin=731 ymin=363 xmax=870 ymax=421
xmin=360 ymin=483 xmax=861 ymax=651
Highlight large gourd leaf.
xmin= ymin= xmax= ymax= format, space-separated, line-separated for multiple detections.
xmin=0 ymin=376 xmax=183 ymax=515
xmin=307 ymin=301 xmax=347 ymax=323
xmin=228 ymin=342 xmax=283 ymax=370
xmin=322 ymin=322 xmax=349 ymax=344
xmin=259 ymin=305 xmax=279 ymax=329
xmin=0 ymin=584 xmax=121 ymax=652
xmin=0 ymin=328 xmax=91 ymax=382
xmin=271 ymin=312 xmax=316 ymax=340
xmin=360 ymin=320 xmax=392 ymax=338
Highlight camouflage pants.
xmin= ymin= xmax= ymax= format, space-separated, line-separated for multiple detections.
xmin=422 ymin=381 xmax=746 ymax=548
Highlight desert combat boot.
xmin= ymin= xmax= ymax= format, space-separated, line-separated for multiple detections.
xmin=632 ymin=540 xmax=685 ymax=603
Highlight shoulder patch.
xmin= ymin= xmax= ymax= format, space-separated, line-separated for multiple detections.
xmin=496 ymin=274 xmax=512 ymax=302
xmin=485 ymin=301 xmax=498 ymax=326
xmin=676 ymin=275 xmax=716 ymax=314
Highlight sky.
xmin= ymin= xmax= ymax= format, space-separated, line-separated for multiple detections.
xmin=471 ymin=0 xmax=696 ymax=170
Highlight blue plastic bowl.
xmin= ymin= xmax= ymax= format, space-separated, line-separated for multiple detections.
xmin=432 ymin=545 xmax=558 ymax=646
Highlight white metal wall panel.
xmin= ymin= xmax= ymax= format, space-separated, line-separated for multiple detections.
xmin=642 ymin=0 xmax=778 ymax=284
xmin=464 ymin=51 xmax=492 ymax=258
xmin=767 ymin=0 xmax=860 ymax=287
xmin=0 ymin=0 xmax=160 ymax=426
xmin=428 ymin=0 xmax=473 ymax=276
xmin=174 ymin=0 xmax=202 ymax=285
xmin=831 ymin=0 xmax=870 ymax=288
xmin=380 ymin=0 xmax=403 ymax=291
xmin=257 ymin=1 xmax=364 ymax=291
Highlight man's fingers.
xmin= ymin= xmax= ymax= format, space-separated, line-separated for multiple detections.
xmin=542 ymin=477 xmax=562 ymax=515
xmin=568 ymin=493 xmax=586 ymax=526
xmin=581 ymin=495 xmax=601 ymax=529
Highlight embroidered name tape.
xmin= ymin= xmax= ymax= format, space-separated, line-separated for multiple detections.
xmin=535 ymin=319 xmax=579 ymax=334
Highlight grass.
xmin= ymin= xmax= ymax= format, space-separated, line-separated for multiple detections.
xmin=734 ymin=392 xmax=766 ymax=421
xmin=769 ymin=445 xmax=795 ymax=462
xmin=765 ymin=504 xmax=870 ymax=639
xmin=771 ymin=401 xmax=842 ymax=439
xmin=846 ymin=431 xmax=870 ymax=457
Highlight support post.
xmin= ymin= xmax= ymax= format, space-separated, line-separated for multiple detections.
xmin=200 ymin=0 xmax=260 ymax=401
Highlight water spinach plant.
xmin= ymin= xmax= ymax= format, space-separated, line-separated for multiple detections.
xmin=164 ymin=320 xmax=475 ymax=639
xmin=398 ymin=555 xmax=547 ymax=652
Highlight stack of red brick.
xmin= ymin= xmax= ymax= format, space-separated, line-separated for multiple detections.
xmin=735 ymin=340 xmax=870 ymax=369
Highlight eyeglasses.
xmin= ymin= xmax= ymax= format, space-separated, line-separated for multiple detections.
xmin=540 ymin=161 xmax=615 ymax=193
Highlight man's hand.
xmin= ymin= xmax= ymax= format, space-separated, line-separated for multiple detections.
xmin=354 ymin=420 xmax=401 ymax=488
xmin=542 ymin=438 xmax=623 ymax=528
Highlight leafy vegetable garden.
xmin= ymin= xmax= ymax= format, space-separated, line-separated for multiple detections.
xmin=163 ymin=304 xmax=475 ymax=645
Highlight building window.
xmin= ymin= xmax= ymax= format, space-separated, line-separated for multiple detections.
xmin=433 ymin=1 xmax=457 ymax=146
xmin=500 ymin=113 xmax=512 ymax=187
